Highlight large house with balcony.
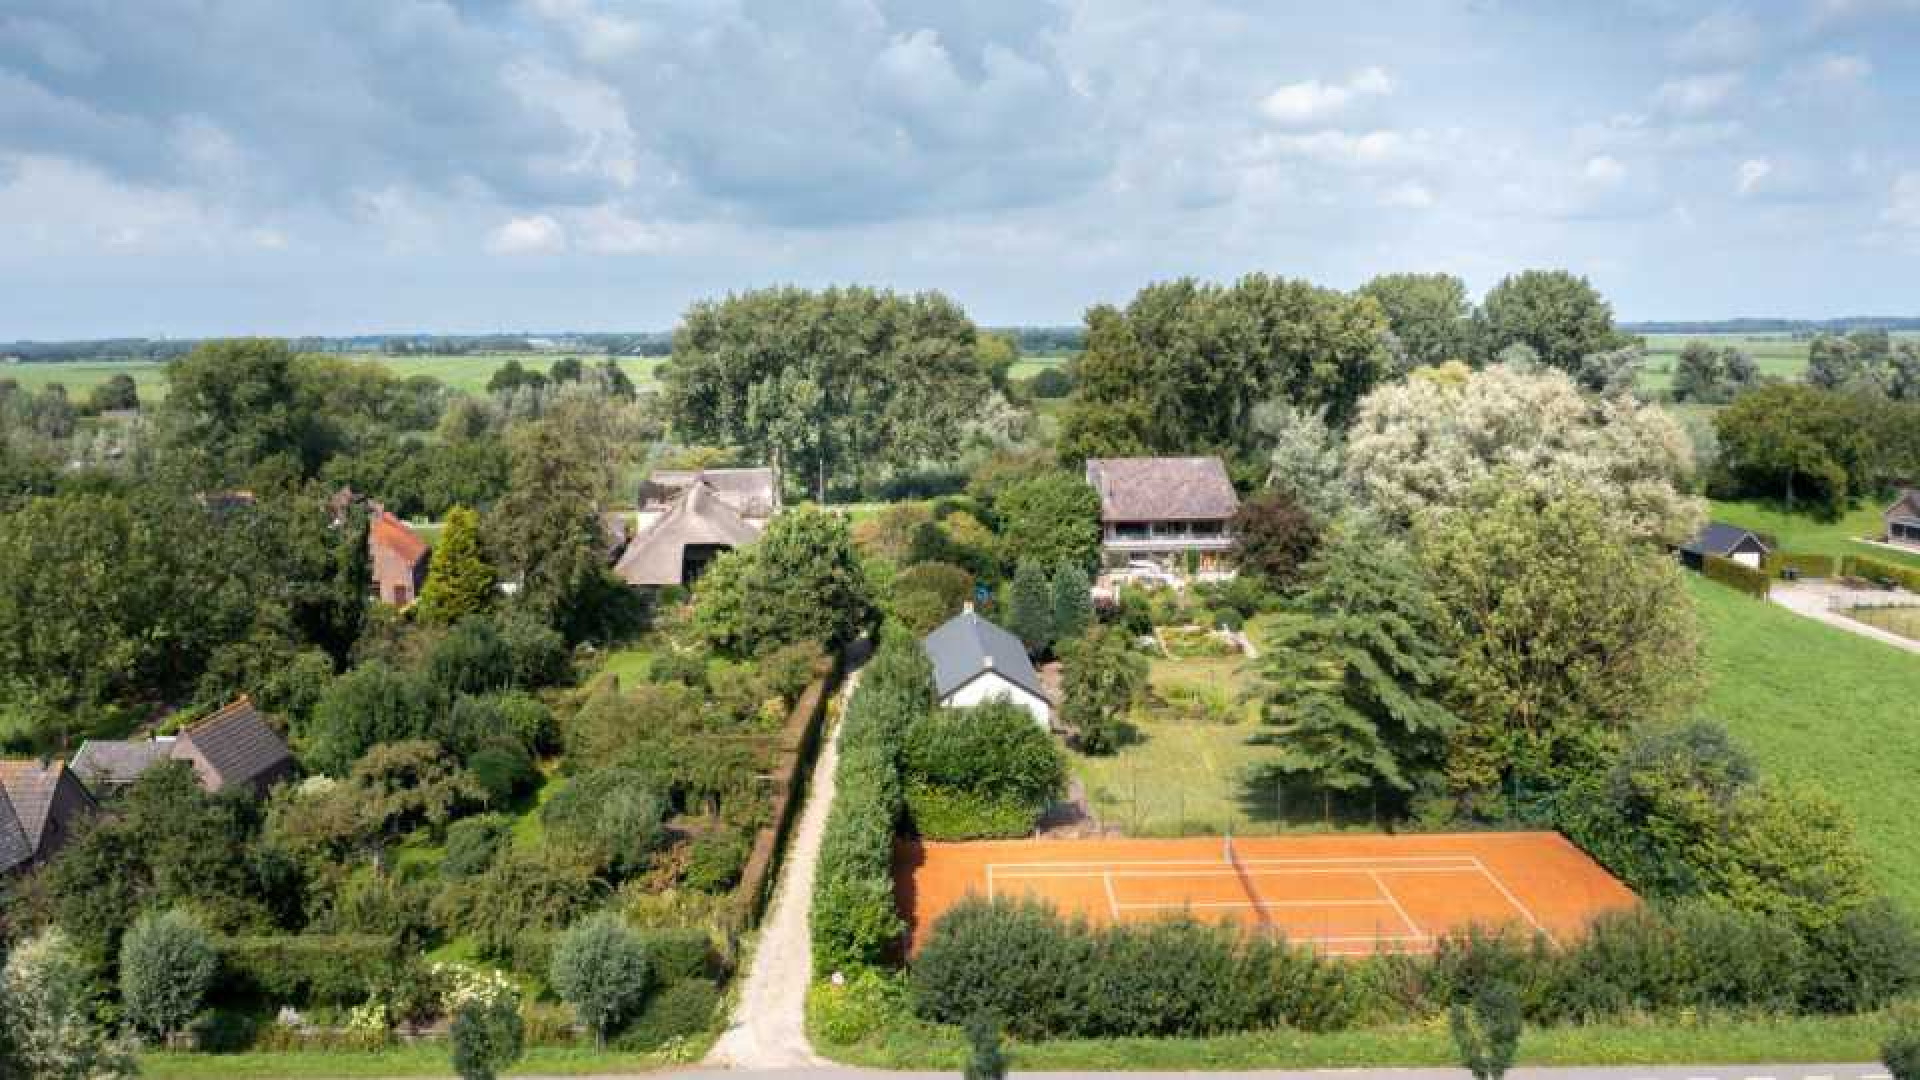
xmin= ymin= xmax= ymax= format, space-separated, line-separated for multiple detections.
xmin=1084 ymin=456 xmax=1240 ymax=576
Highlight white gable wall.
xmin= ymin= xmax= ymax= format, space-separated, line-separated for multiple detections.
xmin=941 ymin=671 xmax=1052 ymax=729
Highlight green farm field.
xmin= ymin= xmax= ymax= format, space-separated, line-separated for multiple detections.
xmin=0 ymin=352 xmax=663 ymax=402
xmin=1636 ymin=331 xmax=1920 ymax=395
xmin=1689 ymin=574 xmax=1920 ymax=914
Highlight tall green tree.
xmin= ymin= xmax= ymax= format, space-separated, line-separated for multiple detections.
xmin=2 ymin=929 xmax=135 ymax=1079
xmin=1048 ymin=561 xmax=1092 ymax=644
xmin=451 ymin=997 xmax=525 ymax=1080
xmin=1358 ymin=272 xmax=1476 ymax=370
xmin=1006 ymin=558 xmax=1055 ymax=656
xmin=1058 ymin=275 xmax=1391 ymax=459
xmin=1058 ymin=627 xmax=1148 ymax=755
xmin=484 ymin=418 xmax=621 ymax=641
xmin=418 ymin=506 xmax=496 ymax=624
xmin=663 ymin=286 xmax=993 ymax=500
xmin=158 ymin=337 xmax=331 ymax=486
xmin=1415 ymin=484 xmax=1702 ymax=809
xmin=1714 ymin=384 xmax=1871 ymax=515
xmin=1258 ymin=520 xmax=1456 ymax=803
xmin=1671 ymin=341 xmax=1759 ymax=404
xmin=1477 ymin=270 xmax=1627 ymax=375
xmin=693 ymin=504 xmax=876 ymax=656
xmin=993 ymin=471 xmax=1102 ymax=574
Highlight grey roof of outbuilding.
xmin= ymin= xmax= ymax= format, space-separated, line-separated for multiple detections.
xmin=615 ymin=480 xmax=763 ymax=586
xmin=178 ymin=698 xmax=293 ymax=793
xmin=0 ymin=785 xmax=30 ymax=874
xmin=71 ymin=738 xmax=174 ymax=787
xmin=1680 ymin=522 xmax=1771 ymax=558
xmin=1084 ymin=456 xmax=1239 ymax=522
xmin=0 ymin=761 xmax=92 ymax=874
xmin=1887 ymin=489 xmax=1920 ymax=522
xmin=921 ymin=610 xmax=1048 ymax=703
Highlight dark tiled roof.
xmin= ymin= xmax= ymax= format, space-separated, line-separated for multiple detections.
xmin=175 ymin=698 xmax=293 ymax=794
xmin=1680 ymin=522 xmax=1770 ymax=558
xmin=0 ymin=761 xmax=92 ymax=874
xmin=1084 ymin=457 xmax=1239 ymax=522
xmin=71 ymin=738 xmax=174 ymax=788
xmin=922 ymin=610 xmax=1048 ymax=703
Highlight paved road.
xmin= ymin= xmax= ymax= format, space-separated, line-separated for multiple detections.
xmin=634 ymin=1066 xmax=1895 ymax=1080
xmin=1770 ymin=581 xmax=1920 ymax=656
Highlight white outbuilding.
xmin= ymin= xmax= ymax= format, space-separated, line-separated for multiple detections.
xmin=921 ymin=606 xmax=1053 ymax=729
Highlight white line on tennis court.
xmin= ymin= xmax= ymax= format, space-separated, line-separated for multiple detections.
xmin=1114 ymin=899 xmax=1397 ymax=911
xmin=986 ymin=854 xmax=1479 ymax=870
xmin=1103 ymin=871 xmax=1119 ymax=918
xmin=1368 ymin=869 xmax=1426 ymax=941
xmin=1469 ymin=856 xmax=1554 ymax=943
xmin=990 ymin=866 xmax=1483 ymax=881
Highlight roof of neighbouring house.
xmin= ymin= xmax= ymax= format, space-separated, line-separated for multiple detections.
xmin=0 ymin=761 xmax=92 ymax=874
xmin=369 ymin=509 xmax=429 ymax=566
xmin=639 ymin=467 xmax=780 ymax=519
xmin=922 ymin=609 xmax=1049 ymax=704
xmin=1680 ymin=522 xmax=1772 ymax=558
xmin=1084 ymin=456 xmax=1240 ymax=522
xmin=614 ymin=480 xmax=762 ymax=586
xmin=71 ymin=738 xmax=175 ymax=789
xmin=175 ymin=697 xmax=293 ymax=794
xmin=1887 ymin=489 xmax=1920 ymax=522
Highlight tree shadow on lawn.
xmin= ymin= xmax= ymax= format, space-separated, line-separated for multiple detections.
xmin=1233 ymin=759 xmax=1403 ymax=832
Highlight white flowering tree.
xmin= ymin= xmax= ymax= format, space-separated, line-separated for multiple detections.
xmin=1345 ymin=364 xmax=1705 ymax=546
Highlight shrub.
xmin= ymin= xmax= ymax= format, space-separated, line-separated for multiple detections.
xmin=904 ymin=783 xmax=1035 ymax=840
xmin=683 ymin=829 xmax=751 ymax=894
xmin=648 ymin=649 xmax=709 ymax=689
xmin=965 ymin=1013 xmax=1008 ymax=1080
xmin=891 ymin=562 xmax=974 ymax=637
xmin=494 ymin=691 xmax=557 ymax=754
xmin=640 ymin=928 xmax=717 ymax=983
xmin=541 ymin=767 xmax=666 ymax=878
xmin=450 ymin=998 xmax=524 ymax=1080
xmin=613 ymin=978 xmax=720 ymax=1051
xmin=1887 ymin=1005 xmax=1920 ymax=1080
xmin=1548 ymin=907 xmax=1690 ymax=1021
xmin=218 ymin=935 xmax=397 ymax=1005
xmin=1026 ymin=366 xmax=1072 ymax=399
xmin=1667 ymin=897 xmax=1807 ymax=1012
xmin=1702 ymin=554 xmax=1769 ymax=598
xmin=910 ymin=897 xmax=1092 ymax=1040
xmin=1059 ymin=627 xmax=1147 ymax=756
xmin=430 ymin=847 xmax=603 ymax=960
xmin=441 ymin=814 xmax=512 ymax=879
xmin=550 ymin=913 xmax=651 ymax=1047
xmin=1842 ymin=554 xmax=1920 ymax=592
xmin=426 ymin=617 xmax=517 ymax=700
xmin=807 ymin=969 xmax=914 ymax=1046
xmin=1800 ymin=898 xmax=1920 ymax=1014
xmin=121 ymin=909 xmax=217 ymax=1038
xmin=467 ymin=740 xmax=539 ymax=804
xmin=1450 ymin=979 xmax=1522 ymax=1080
xmin=902 ymin=703 xmax=1065 ymax=812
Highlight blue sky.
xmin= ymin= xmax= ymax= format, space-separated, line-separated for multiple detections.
xmin=2 ymin=0 xmax=1918 ymax=339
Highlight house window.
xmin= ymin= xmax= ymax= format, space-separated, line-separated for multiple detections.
xmin=1113 ymin=523 xmax=1149 ymax=541
xmin=391 ymin=584 xmax=411 ymax=604
xmin=1189 ymin=520 xmax=1223 ymax=538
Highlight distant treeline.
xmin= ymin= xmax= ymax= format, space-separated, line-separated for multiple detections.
xmin=1625 ymin=317 xmax=1920 ymax=335
xmin=3 ymin=325 xmax=1088 ymax=362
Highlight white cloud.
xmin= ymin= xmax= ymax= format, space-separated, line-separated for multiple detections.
xmin=1735 ymin=158 xmax=1772 ymax=195
xmin=1669 ymin=8 xmax=1763 ymax=65
xmin=1654 ymin=72 xmax=1742 ymax=116
xmin=245 ymin=226 xmax=288 ymax=250
xmin=1789 ymin=51 xmax=1873 ymax=96
xmin=570 ymin=205 xmax=677 ymax=254
xmin=1381 ymin=181 xmax=1433 ymax=209
xmin=486 ymin=214 xmax=567 ymax=255
xmin=1259 ymin=66 xmax=1394 ymax=127
xmin=1584 ymin=155 xmax=1627 ymax=185
xmin=1886 ymin=172 xmax=1920 ymax=228
xmin=1243 ymin=129 xmax=1413 ymax=168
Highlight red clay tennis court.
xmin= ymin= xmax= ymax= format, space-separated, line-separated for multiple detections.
xmin=896 ymin=832 xmax=1636 ymax=957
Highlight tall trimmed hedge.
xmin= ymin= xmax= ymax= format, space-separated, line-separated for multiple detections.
xmin=1702 ymin=554 xmax=1769 ymax=598
xmin=811 ymin=632 xmax=934 ymax=974
xmin=1763 ymin=552 xmax=1837 ymax=580
xmin=217 ymin=935 xmax=398 ymax=1005
xmin=1842 ymin=554 xmax=1920 ymax=592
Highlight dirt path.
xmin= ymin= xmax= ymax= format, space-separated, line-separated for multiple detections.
xmin=705 ymin=669 xmax=861 ymax=1068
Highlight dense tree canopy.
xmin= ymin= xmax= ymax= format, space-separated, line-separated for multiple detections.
xmin=662 ymin=286 xmax=994 ymax=499
xmin=694 ymin=504 xmax=875 ymax=656
xmin=1357 ymin=272 xmax=1476 ymax=370
xmin=1671 ymin=341 xmax=1761 ymax=404
xmin=1477 ymin=270 xmax=1629 ymax=376
xmin=1057 ymin=275 xmax=1392 ymax=461
xmin=1713 ymin=384 xmax=1875 ymax=516
xmin=1346 ymin=364 xmax=1704 ymax=545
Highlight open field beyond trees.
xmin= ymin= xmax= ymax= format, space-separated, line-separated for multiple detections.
xmin=0 ymin=352 xmax=663 ymax=400
xmin=1690 ymin=574 xmax=1920 ymax=914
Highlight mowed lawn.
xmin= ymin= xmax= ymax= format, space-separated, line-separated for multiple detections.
xmin=1689 ymin=575 xmax=1920 ymax=914
xmin=0 ymin=352 xmax=662 ymax=401
xmin=1708 ymin=497 xmax=1920 ymax=569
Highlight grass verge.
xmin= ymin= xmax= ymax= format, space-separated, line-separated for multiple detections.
xmin=1690 ymin=574 xmax=1920 ymax=914
xmin=140 ymin=1042 xmax=692 ymax=1078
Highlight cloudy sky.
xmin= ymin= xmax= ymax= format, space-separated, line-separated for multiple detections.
xmin=3 ymin=0 xmax=1919 ymax=339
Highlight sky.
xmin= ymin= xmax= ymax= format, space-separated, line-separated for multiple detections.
xmin=2 ymin=0 xmax=1919 ymax=339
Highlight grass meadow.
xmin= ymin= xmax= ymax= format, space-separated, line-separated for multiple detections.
xmin=1707 ymin=496 xmax=1920 ymax=569
xmin=0 ymin=352 xmax=664 ymax=402
xmin=1689 ymin=573 xmax=1920 ymax=915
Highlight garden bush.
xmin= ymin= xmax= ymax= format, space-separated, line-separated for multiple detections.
xmin=467 ymin=739 xmax=539 ymax=804
xmin=217 ymin=935 xmax=397 ymax=1005
xmin=904 ymin=782 xmax=1036 ymax=840
xmin=1842 ymin=554 xmax=1920 ymax=592
xmin=613 ymin=978 xmax=720 ymax=1051
xmin=648 ymin=648 xmax=709 ymax=688
xmin=441 ymin=815 xmax=512 ymax=880
xmin=640 ymin=927 xmax=718 ymax=983
xmin=902 ymin=703 xmax=1066 ymax=812
xmin=683 ymin=828 xmax=751 ymax=894
xmin=807 ymin=969 xmax=914 ymax=1046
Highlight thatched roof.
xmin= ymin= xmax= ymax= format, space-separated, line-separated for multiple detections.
xmin=1084 ymin=456 xmax=1239 ymax=522
xmin=614 ymin=480 xmax=761 ymax=586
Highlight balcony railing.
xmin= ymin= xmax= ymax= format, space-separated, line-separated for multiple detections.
xmin=1103 ymin=526 xmax=1234 ymax=550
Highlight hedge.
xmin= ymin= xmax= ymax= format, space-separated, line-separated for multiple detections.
xmin=216 ymin=935 xmax=398 ymax=1006
xmin=909 ymin=894 xmax=1920 ymax=1042
xmin=611 ymin=978 xmax=721 ymax=1051
xmin=505 ymin=927 xmax=718 ymax=984
xmin=1841 ymin=554 xmax=1920 ymax=592
xmin=810 ymin=631 xmax=933 ymax=974
xmin=905 ymin=783 xmax=1035 ymax=840
xmin=1702 ymin=554 xmax=1770 ymax=598
xmin=1764 ymin=552 xmax=1838 ymax=580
